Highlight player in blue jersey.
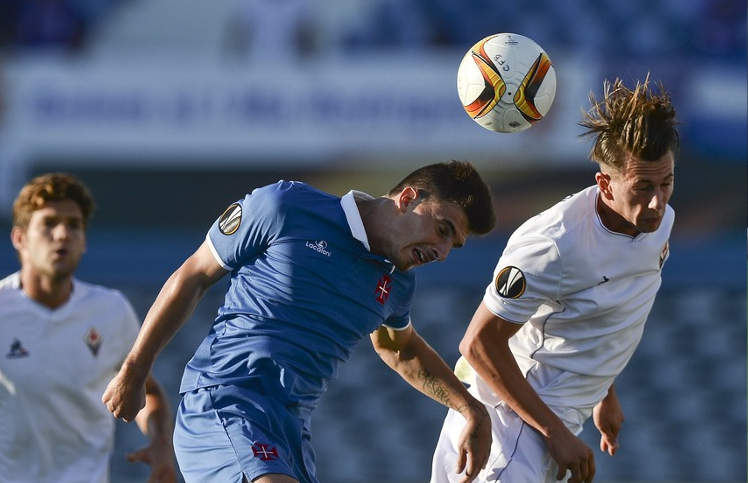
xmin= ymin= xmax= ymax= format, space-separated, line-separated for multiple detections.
xmin=103 ymin=161 xmax=496 ymax=483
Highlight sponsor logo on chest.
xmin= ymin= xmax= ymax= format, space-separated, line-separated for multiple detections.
xmin=6 ymin=338 xmax=29 ymax=358
xmin=305 ymin=240 xmax=331 ymax=257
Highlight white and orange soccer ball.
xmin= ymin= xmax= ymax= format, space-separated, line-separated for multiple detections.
xmin=457 ymin=33 xmax=556 ymax=133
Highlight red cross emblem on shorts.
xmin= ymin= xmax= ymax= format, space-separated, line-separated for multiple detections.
xmin=375 ymin=274 xmax=391 ymax=304
xmin=252 ymin=443 xmax=279 ymax=461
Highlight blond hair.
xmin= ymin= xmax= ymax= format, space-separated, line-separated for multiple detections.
xmin=579 ymin=75 xmax=679 ymax=170
xmin=13 ymin=173 xmax=95 ymax=229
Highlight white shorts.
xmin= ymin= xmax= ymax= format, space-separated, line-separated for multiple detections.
xmin=430 ymin=400 xmax=589 ymax=483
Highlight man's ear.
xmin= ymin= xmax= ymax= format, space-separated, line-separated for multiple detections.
xmin=595 ymin=172 xmax=613 ymax=200
xmin=10 ymin=226 xmax=24 ymax=252
xmin=394 ymin=186 xmax=418 ymax=213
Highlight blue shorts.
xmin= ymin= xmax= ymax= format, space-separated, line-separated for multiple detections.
xmin=173 ymin=384 xmax=318 ymax=483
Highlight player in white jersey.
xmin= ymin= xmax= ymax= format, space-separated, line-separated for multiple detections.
xmin=0 ymin=173 xmax=177 ymax=483
xmin=431 ymin=76 xmax=678 ymax=483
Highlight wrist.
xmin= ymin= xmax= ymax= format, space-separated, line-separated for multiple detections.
xmin=120 ymin=357 xmax=151 ymax=384
xmin=456 ymin=398 xmax=488 ymax=420
xmin=541 ymin=417 xmax=570 ymax=440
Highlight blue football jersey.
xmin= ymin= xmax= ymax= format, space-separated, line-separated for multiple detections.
xmin=180 ymin=181 xmax=415 ymax=409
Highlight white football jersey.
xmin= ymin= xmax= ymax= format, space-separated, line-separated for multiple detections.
xmin=0 ymin=273 xmax=140 ymax=483
xmin=466 ymin=185 xmax=673 ymax=410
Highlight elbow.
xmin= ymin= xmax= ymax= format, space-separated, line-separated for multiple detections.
xmin=459 ymin=331 xmax=481 ymax=364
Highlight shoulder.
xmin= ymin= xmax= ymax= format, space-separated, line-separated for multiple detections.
xmin=251 ymin=181 xmax=335 ymax=205
xmin=243 ymin=181 xmax=338 ymax=218
xmin=512 ymin=186 xmax=594 ymax=246
xmin=73 ymin=279 xmax=134 ymax=312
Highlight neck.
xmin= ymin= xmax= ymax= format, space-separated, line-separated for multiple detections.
xmin=19 ymin=268 xmax=73 ymax=309
xmin=355 ymin=196 xmax=393 ymax=257
xmin=596 ymin=194 xmax=639 ymax=237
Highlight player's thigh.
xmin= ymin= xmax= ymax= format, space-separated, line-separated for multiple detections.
xmin=433 ymin=402 xmax=553 ymax=482
xmin=431 ymin=408 xmax=464 ymax=483
xmin=248 ymin=474 xmax=299 ymax=483
xmin=175 ymin=386 xmax=303 ymax=483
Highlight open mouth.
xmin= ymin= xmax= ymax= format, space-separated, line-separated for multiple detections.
xmin=413 ymin=248 xmax=426 ymax=265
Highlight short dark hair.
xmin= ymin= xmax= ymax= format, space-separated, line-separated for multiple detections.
xmin=388 ymin=161 xmax=495 ymax=235
xmin=579 ymin=75 xmax=679 ymax=170
xmin=13 ymin=173 xmax=95 ymax=229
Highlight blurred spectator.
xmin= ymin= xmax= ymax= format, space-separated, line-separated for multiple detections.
xmin=14 ymin=0 xmax=88 ymax=52
xmin=223 ymin=0 xmax=319 ymax=60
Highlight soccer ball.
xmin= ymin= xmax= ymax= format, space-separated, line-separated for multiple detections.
xmin=457 ymin=33 xmax=556 ymax=133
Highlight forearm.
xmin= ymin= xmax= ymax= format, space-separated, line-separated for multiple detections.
xmin=378 ymin=332 xmax=480 ymax=414
xmin=123 ymin=266 xmax=210 ymax=380
xmin=462 ymin=338 xmax=565 ymax=438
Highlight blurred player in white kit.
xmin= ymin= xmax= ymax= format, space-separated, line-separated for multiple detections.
xmin=0 ymin=173 xmax=177 ymax=482
xmin=431 ymin=76 xmax=678 ymax=483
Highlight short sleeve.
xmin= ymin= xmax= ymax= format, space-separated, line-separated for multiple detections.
xmin=382 ymin=313 xmax=412 ymax=331
xmin=206 ymin=183 xmax=286 ymax=270
xmin=382 ymin=274 xmax=416 ymax=330
xmin=483 ymin=234 xmax=562 ymax=324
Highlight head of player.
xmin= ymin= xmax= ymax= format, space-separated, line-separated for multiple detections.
xmin=580 ymin=76 xmax=678 ymax=236
xmin=363 ymin=161 xmax=496 ymax=271
xmin=11 ymin=173 xmax=94 ymax=304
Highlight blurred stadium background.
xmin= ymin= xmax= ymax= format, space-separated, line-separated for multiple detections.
xmin=0 ymin=0 xmax=745 ymax=482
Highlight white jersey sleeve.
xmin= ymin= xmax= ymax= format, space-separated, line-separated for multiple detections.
xmin=483 ymin=234 xmax=562 ymax=324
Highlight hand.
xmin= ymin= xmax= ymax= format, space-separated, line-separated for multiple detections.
xmin=593 ymin=391 xmax=624 ymax=456
xmin=127 ymin=438 xmax=178 ymax=483
xmin=545 ymin=425 xmax=595 ymax=483
xmin=102 ymin=365 xmax=147 ymax=422
xmin=454 ymin=402 xmax=492 ymax=483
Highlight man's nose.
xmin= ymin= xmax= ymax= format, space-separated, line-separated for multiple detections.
xmin=648 ymin=188 xmax=666 ymax=212
xmin=436 ymin=240 xmax=452 ymax=262
xmin=51 ymin=223 xmax=70 ymax=240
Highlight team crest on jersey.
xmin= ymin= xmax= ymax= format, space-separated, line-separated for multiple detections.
xmin=252 ymin=443 xmax=279 ymax=461
xmin=375 ymin=274 xmax=392 ymax=304
xmin=659 ymin=240 xmax=670 ymax=269
xmin=84 ymin=327 xmax=102 ymax=356
xmin=495 ymin=266 xmax=526 ymax=299
xmin=218 ymin=203 xmax=242 ymax=235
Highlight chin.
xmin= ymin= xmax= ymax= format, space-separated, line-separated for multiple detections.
xmin=637 ymin=220 xmax=662 ymax=233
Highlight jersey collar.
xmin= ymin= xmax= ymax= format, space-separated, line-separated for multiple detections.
xmin=340 ymin=190 xmax=372 ymax=251
xmin=6 ymin=271 xmax=85 ymax=318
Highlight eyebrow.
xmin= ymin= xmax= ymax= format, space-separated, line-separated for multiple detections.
xmin=635 ymin=173 xmax=675 ymax=184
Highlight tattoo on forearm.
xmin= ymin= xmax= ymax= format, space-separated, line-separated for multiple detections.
xmin=417 ymin=369 xmax=451 ymax=406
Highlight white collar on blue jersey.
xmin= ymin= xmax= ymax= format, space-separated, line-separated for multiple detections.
xmin=340 ymin=190 xmax=372 ymax=251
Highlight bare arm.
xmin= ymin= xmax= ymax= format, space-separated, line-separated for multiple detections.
xmin=371 ymin=324 xmax=491 ymax=482
xmin=103 ymin=241 xmax=227 ymax=421
xmin=460 ymin=302 xmax=595 ymax=483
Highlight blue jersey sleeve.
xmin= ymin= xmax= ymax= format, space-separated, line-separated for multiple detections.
xmin=206 ymin=182 xmax=288 ymax=270
xmin=383 ymin=312 xmax=411 ymax=330
xmin=382 ymin=274 xmax=415 ymax=330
